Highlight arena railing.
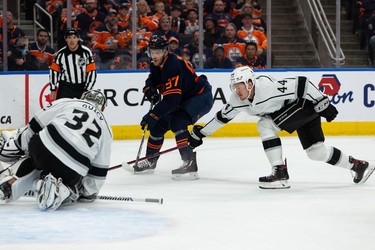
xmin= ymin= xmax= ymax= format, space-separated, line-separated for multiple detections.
xmin=33 ymin=3 xmax=53 ymax=46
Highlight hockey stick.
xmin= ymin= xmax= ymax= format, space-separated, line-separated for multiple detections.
xmin=98 ymin=195 xmax=163 ymax=204
xmin=109 ymin=144 xmax=188 ymax=172
xmin=23 ymin=190 xmax=163 ymax=204
xmin=134 ymin=124 xmax=148 ymax=167
xmin=133 ymin=103 xmax=154 ymax=168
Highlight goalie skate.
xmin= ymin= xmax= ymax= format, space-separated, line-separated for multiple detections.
xmin=36 ymin=173 xmax=70 ymax=211
xmin=259 ymin=164 xmax=290 ymax=189
xmin=171 ymin=152 xmax=199 ymax=180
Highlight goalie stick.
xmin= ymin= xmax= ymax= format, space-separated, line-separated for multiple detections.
xmin=23 ymin=190 xmax=163 ymax=204
xmin=109 ymin=144 xmax=188 ymax=172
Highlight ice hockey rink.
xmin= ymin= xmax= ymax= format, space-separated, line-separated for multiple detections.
xmin=1 ymin=136 xmax=375 ymax=250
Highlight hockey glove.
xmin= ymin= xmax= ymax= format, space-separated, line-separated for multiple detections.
xmin=314 ymin=97 xmax=338 ymax=122
xmin=143 ymin=86 xmax=160 ymax=105
xmin=143 ymin=77 xmax=160 ymax=105
xmin=188 ymin=125 xmax=206 ymax=149
xmin=141 ymin=112 xmax=160 ymax=130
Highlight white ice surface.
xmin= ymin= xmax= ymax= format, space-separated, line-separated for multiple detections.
xmin=1 ymin=136 xmax=375 ymax=250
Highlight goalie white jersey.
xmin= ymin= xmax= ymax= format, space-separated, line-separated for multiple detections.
xmin=201 ymin=75 xmax=326 ymax=136
xmin=18 ymin=98 xmax=113 ymax=196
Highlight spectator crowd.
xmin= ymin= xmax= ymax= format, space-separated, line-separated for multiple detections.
xmin=347 ymin=0 xmax=375 ymax=66
xmin=0 ymin=0 xmax=267 ymax=71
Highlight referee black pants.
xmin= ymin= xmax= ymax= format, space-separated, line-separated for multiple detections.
xmin=56 ymin=81 xmax=86 ymax=99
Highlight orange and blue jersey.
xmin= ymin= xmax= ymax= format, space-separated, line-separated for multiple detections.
xmin=118 ymin=13 xmax=130 ymax=29
xmin=29 ymin=42 xmax=55 ymax=66
xmin=148 ymin=53 xmax=206 ymax=117
xmin=91 ymin=24 xmax=132 ymax=51
xmin=0 ymin=25 xmax=25 ymax=45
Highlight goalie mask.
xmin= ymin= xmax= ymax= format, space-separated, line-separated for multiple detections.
xmin=81 ymin=90 xmax=107 ymax=112
xmin=229 ymin=66 xmax=256 ymax=93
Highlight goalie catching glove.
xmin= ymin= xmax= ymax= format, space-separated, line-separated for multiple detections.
xmin=314 ymin=96 xmax=338 ymax=122
xmin=188 ymin=125 xmax=206 ymax=149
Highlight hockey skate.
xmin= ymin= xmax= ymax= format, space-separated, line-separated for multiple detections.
xmin=36 ymin=173 xmax=70 ymax=211
xmin=171 ymin=152 xmax=199 ymax=180
xmin=133 ymin=158 xmax=157 ymax=174
xmin=259 ymin=164 xmax=290 ymax=189
xmin=350 ymin=156 xmax=375 ymax=184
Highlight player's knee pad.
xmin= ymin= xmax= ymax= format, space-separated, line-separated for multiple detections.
xmin=257 ymin=117 xmax=281 ymax=140
xmin=305 ymin=142 xmax=331 ymax=162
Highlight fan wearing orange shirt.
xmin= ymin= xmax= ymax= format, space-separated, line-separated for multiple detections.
xmin=237 ymin=13 xmax=267 ymax=56
xmin=91 ymin=10 xmax=132 ymax=69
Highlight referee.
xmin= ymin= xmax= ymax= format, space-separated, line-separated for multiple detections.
xmin=49 ymin=28 xmax=97 ymax=100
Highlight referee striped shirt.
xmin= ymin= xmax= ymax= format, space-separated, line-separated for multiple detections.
xmin=49 ymin=44 xmax=97 ymax=91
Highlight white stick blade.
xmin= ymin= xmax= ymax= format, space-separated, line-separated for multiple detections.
xmin=122 ymin=162 xmax=135 ymax=174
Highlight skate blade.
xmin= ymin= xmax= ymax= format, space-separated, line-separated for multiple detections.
xmin=133 ymin=169 xmax=155 ymax=175
xmin=171 ymin=172 xmax=199 ymax=180
xmin=358 ymin=164 xmax=375 ymax=184
xmin=259 ymin=180 xmax=291 ymax=189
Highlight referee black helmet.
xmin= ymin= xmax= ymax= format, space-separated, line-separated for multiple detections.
xmin=65 ymin=27 xmax=80 ymax=38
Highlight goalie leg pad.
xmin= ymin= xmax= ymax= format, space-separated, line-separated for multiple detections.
xmin=0 ymin=157 xmax=41 ymax=202
xmin=10 ymin=168 xmax=41 ymax=202
xmin=0 ymin=155 xmax=31 ymax=184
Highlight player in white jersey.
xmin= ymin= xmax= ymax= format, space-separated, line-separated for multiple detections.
xmin=0 ymin=90 xmax=112 ymax=210
xmin=188 ymin=66 xmax=374 ymax=189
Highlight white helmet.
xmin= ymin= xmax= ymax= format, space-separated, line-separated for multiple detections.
xmin=230 ymin=66 xmax=255 ymax=86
